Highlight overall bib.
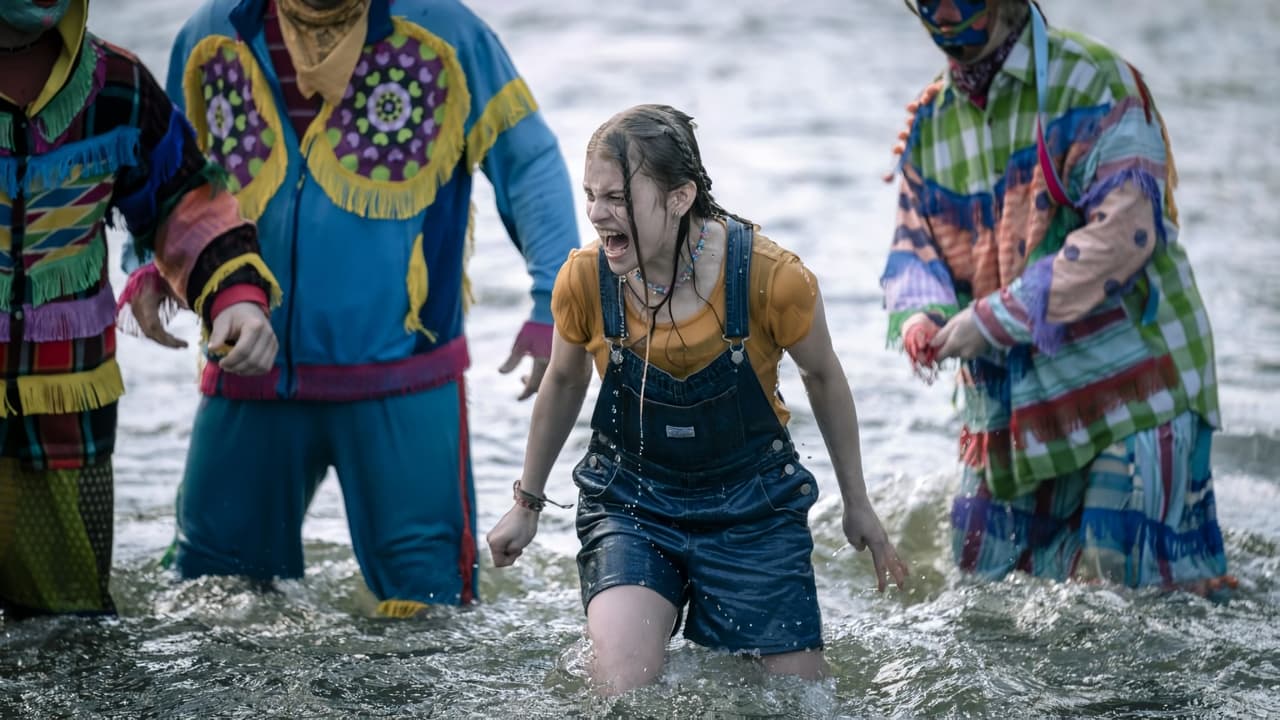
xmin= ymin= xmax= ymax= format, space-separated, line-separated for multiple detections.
xmin=574 ymin=218 xmax=824 ymax=655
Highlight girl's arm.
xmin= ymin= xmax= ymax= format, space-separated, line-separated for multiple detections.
xmin=487 ymin=329 xmax=594 ymax=567
xmin=786 ymin=287 xmax=908 ymax=591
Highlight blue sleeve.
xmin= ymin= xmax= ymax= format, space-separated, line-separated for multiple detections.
xmin=482 ymin=116 xmax=578 ymax=325
xmin=446 ymin=5 xmax=579 ymax=325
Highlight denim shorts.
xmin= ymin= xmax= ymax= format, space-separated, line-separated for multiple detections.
xmin=573 ymin=440 xmax=824 ymax=656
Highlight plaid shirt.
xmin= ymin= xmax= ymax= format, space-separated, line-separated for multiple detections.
xmin=882 ymin=22 xmax=1219 ymax=499
xmin=0 ymin=37 xmax=273 ymax=470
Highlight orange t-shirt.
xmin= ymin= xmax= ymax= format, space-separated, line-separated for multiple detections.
xmin=551 ymin=226 xmax=817 ymax=425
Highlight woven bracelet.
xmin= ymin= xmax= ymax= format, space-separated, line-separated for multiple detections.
xmin=512 ymin=480 xmax=573 ymax=512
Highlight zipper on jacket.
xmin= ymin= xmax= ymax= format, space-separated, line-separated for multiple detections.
xmin=6 ymin=112 xmax=28 ymax=413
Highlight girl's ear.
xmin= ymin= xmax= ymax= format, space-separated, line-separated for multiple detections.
xmin=667 ymin=179 xmax=697 ymax=218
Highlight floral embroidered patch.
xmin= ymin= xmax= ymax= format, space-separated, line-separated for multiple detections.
xmin=183 ymin=36 xmax=286 ymax=221
xmin=302 ymin=19 xmax=470 ymax=219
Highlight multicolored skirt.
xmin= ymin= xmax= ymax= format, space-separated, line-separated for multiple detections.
xmin=951 ymin=411 xmax=1227 ymax=589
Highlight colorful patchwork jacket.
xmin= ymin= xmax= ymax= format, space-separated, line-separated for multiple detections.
xmin=0 ymin=1 xmax=277 ymax=470
xmin=168 ymin=0 xmax=579 ymax=401
xmin=881 ymin=21 xmax=1219 ymax=499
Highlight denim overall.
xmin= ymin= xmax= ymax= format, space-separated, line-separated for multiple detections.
xmin=573 ymin=218 xmax=824 ymax=655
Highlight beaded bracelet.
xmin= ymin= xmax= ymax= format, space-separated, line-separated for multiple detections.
xmin=512 ymin=480 xmax=573 ymax=512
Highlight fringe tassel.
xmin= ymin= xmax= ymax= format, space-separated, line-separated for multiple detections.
xmin=33 ymin=37 xmax=105 ymax=149
xmin=1013 ymin=354 xmax=1181 ymax=443
xmin=0 ymin=273 xmax=10 ymax=312
xmin=182 ymin=35 xmax=287 ymax=222
xmin=15 ymin=357 xmax=125 ymax=416
xmin=375 ymin=599 xmax=428 ymax=618
xmin=23 ymin=126 xmax=141 ymax=194
xmin=191 ymin=253 xmax=283 ymax=340
xmin=1012 ymin=255 xmax=1066 ymax=356
xmin=113 ymin=112 xmax=191 ymax=230
xmin=12 ymin=287 xmax=117 ymax=342
xmin=403 ymin=233 xmax=437 ymax=341
xmin=465 ymin=78 xmax=537 ymax=171
xmin=26 ymin=235 xmax=106 ymax=307
xmin=461 ymin=201 xmax=476 ymax=312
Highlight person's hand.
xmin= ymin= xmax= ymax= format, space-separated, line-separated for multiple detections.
xmin=208 ymin=302 xmax=277 ymax=375
xmin=843 ymin=500 xmax=909 ymax=592
xmin=486 ymin=504 xmax=540 ymax=567
xmin=883 ymin=79 xmax=944 ymax=182
xmin=129 ymin=275 xmax=186 ymax=349
xmin=499 ymin=321 xmax=552 ymax=400
xmin=902 ymin=312 xmax=941 ymax=382
xmin=931 ymin=306 xmax=990 ymax=361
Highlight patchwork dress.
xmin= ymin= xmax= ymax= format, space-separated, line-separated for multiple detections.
xmin=0 ymin=0 xmax=277 ymax=616
xmin=881 ymin=16 xmax=1226 ymax=587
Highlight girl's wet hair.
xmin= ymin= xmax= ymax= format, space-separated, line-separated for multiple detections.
xmin=587 ymin=104 xmax=750 ymax=321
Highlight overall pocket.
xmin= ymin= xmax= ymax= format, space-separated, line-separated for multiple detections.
xmin=618 ymin=385 xmax=745 ymax=469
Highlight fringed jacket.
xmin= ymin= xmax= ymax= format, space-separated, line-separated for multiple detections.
xmin=168 ymin=0 xmax=579 ymax=401
xmin=0 ymin=0 xmax=277 ymax=470
xmin=882 ymin=20 xmax=1219 ymax=499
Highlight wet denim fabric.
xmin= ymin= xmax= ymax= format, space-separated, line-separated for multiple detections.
xmin=575 ymin=218 xmax=824 ymax=655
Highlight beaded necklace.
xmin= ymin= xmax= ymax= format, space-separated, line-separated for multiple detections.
xmin=632 ymin=220 xmax=708 ymax=296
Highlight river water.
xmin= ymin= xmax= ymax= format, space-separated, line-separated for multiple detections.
xmin=2 ymin=0 xmax=1278 ymax=717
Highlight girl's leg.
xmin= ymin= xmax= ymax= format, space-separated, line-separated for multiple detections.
xmin=586 ymin=584 xmax=679 ymax=695
xmin=761 ymin=650 xmax=829 ymax=680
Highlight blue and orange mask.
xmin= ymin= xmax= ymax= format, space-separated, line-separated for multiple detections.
xmin=907 ymin=0 xmax=991 ymax=56
xmin=0 ymin=0 xmax=72 ymax=35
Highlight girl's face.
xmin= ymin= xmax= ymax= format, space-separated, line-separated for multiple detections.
xmin=0 ymin=0 xmax=71 ymax=35
xmin=583 ymin=153 xmax=678 ymax=277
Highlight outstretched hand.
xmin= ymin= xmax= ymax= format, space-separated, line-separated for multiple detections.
xmin=843 ymin=501 xmax=909 ymax=592
xmin=499 ymin=321 xmax=553 ymax=400
xmin=208 ymin=302 xmax=277 ymax=376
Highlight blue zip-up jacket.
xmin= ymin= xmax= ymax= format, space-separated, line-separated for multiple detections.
xmin=167 ymin=0 xmax=578 ymax=400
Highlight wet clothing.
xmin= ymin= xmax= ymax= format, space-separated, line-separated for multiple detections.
xmin=953 ymin=411 xmax=1225 ymax=586
xmin=0 ymin=0 xmax=275 ymax=615
xmin=563 ymin=218 xmax=823 ymax=655
xmin=166 ymin=0 xmax=578 ymax=610
xmin=175 ymin=381 xmax=476 ymax=605
xmin=553 ymin=222 xmax=817 ymax=426
xmin=883 ymin=12 xmax=1225 ymax=587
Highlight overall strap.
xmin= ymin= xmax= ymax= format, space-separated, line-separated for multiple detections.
xmin=1031 ymin=3 xmax=1076 ymax=210
xmin=722 ymin=217 xmax=752 ymax=342
xmin=597 ymin=251 xmax=627 ymax=342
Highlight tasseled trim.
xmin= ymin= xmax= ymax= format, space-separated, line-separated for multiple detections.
xmin=1012 ymin=353 xmax=1181 ymax=443
xmin=461 ymin=201 xmax=476 ymax=312
xmin=183 ymin=35 xmax=287 ymax=222
xmin=911 ymin=173 xmax=993 ymax=235
xmin=2 ymin=357 xmax=125 ymax=418
xmin=23 ymin=234 xmax=106 ymax=308
xmin=114 ymin=262 xmax=178 ymax=338
xmin=403 ymin=233 xmax=437 ymax=341
xmin=465 ymin=77 xmax=537 ymax=171
xmin=300 ymin=20 xmax=470 ymax=220
xmin=23 ymin=126 xmax=141 ymax=195
xmin=887 ymin=303 xmax=957 ymax=345
xmin=375 ymin=599 xmax=428 ymax=618
xmin=1077 ymin=165 xmax=1168 ymax=246
xmin=0 ymin=287 xmax=117 ymax=342
xmin=113 ymin=112 xmax=191 ymax=232
xmin=191 ymin=253 xmax=283 ymax=341
xmin=33 ymin=37 xmax=106 ymax=151
xmin=1012 ymin=255 xmax=1064 ymax=356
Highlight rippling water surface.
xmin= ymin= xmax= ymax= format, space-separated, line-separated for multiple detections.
xmin=2 ymin=1 xmax=1278 ymax=717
